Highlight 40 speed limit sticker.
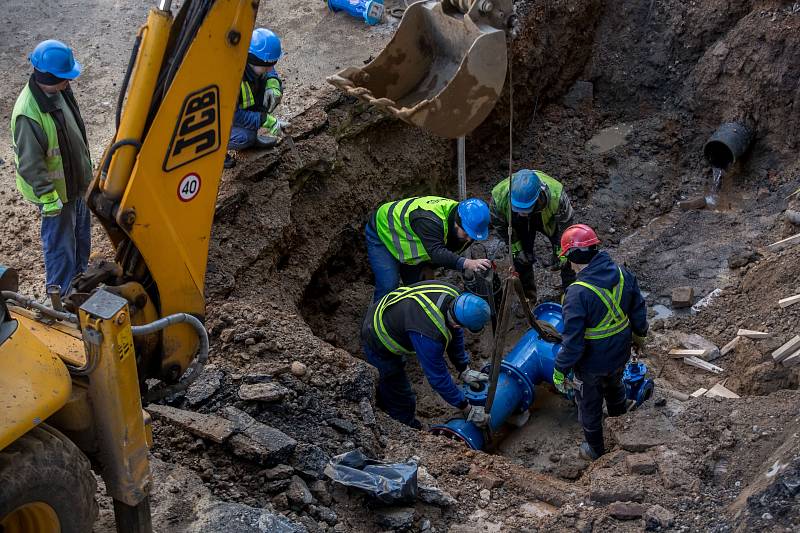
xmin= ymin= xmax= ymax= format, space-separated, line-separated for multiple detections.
xmin=178 ymin=173 xmax=201 ymax=202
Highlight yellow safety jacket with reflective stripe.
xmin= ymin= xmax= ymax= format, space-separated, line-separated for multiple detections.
xmin=372 ymin=283 xmax=460 ymax=356
xmin=374 ymin=196 xmax=458 ymax=265
xmin=10 ymin=84 xmax=66 ymax=203
xmin=491 ymin=171 xmax=563 ymax=256
xmin=240 ymin=72 xmax=283 ymax=135
xmin=572 ymin=267 xmax=630 ymax=340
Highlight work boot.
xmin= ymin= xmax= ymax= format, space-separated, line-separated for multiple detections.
xmin=254 ymin=134 xmax=278 ymax=148
xmin=223 ymin=153 xmax=236 ymax=169
xmin=407 ymin=418 xmax=423 ymax=430
xmin=578 ymin=441 xmax=601 ymax=461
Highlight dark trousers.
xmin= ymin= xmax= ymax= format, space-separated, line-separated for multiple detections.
xmin=575 ymin=366 xmax=627 ymax=456
xmin=514 ymin=254 xmax=576 ymax=299
xmin=363 ymin=344 xmax=418 ymax=427
xmin=365 ymin=223 xmax=431 ymax=303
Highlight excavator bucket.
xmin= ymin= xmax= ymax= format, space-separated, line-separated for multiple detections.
xmin=327 ymin=0 xmax=513 ymax=139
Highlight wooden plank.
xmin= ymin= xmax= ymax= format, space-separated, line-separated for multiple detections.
xmin=690 ymin=388 xmax=708 ymax=398
xmin=683 ymin=356 xmax=723 ymax=373
xmin=668 ymin=348 xmax=707 ymax=359
xmin=782 ymin=350 xmax=800 ymax=367
xmin=720 ymin=337 xmax=740 ymax=356
xmin=737 ymin=329 xmax=770 ymax=339
xmin=705 ymin=383 xmax=740 ymax=399
xmin=767 ymin=232 xmax=800 ymax=251
xmin=772 ymin=335 xmax=800 ymax=362
xmin=778 ymin=294 xmax=800 ymax=308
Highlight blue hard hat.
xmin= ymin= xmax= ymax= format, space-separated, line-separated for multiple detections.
xmin=457 ymin=198 xmax=490 ymax=241
xmin=29 ymin=40 xmax=82 ymax=80
xmin=249 ymin=28 xmax=282 ymax=63
xmin=452 ymin=293 xmax=491 ymax=333
xmin=510 ymin=170 xmax=543 ymax=213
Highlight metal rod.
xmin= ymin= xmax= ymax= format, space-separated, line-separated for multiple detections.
xmin=457 ymin=136 xmax=467 ymax=201
xmin=157 ymin=0 xmax=172 ymax=12
xmin=1 ymin=290 xmax=78 ymax=323
xmin=131 ymin=313 xmax=210 ymax=402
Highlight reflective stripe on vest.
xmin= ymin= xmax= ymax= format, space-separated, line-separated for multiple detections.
xmin=374 ymin=196 xmax=457 ymax=265
xmin=10 ymin=84 xmax=68 ymax=203
xmin=572 ymin=267 xmax=630 ymax=340
xmin=240 ymin=81 xmax=256 ymax=109
xmin=373 ymin=283 xmax=459 ymax=355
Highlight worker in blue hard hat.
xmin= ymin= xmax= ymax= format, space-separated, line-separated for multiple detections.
xmin=225 ymin=28 xmax=285 ymax=169
xmin=10 ymin=40 xmax=92 ymax=296
xmin=362 ymin=281 xmax=492 ymax=429
xmin=366 ymin=196 xmax=493 ymax=303
xmin=490 ymin=169 xmax=576 ymax=301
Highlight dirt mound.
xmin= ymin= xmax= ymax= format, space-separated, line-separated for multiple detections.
xmin=2 ymin=0 xmax=800 ymax=532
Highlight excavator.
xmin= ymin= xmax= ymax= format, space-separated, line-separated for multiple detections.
xmin=0 ymin=0 xmax=514 ymax=531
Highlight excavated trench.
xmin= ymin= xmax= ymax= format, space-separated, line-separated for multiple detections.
xmin=139 ymin=2 xmax=800 ymax=531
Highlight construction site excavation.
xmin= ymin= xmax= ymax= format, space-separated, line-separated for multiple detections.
xmin=0 ymin=1 xmax=799 ymax=532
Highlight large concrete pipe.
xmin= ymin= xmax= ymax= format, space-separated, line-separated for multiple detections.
xmin=431 ymin=303 xmax=564 ymax=450
xmin=703 ymin=122 xmax=754 ymax=170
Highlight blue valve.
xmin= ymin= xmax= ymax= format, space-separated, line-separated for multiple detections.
xmin=623 ymin=359 xmax=654 ymax=408
xmin=327 ymin=0 xmax=384 ymax=25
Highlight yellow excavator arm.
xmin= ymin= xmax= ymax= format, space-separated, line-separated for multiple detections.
xmin=75 ymin=0 xmax=258 ymax=387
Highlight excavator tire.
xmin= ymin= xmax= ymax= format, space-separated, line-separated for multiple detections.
xmin=0 ymin=424 xmax=98 ymax=533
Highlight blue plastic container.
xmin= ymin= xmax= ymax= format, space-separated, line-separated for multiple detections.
xmin=327 ymin=0 xmax=384 ymax=25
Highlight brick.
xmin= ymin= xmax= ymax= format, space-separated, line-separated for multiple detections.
xmin=147 ymin=404 xmax=235 ymax=443
xmin=671 ymin=286 xmax=694 ymax=308
xmin=624 ymin=453 xmax=656 ymax=475
xmin=608 ymin=501 xmax=645 ymax=520
xmin=238 ymin=382 xmax=289 ymax=402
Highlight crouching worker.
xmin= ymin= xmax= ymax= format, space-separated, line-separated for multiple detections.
xmin=225 ymin=28 xmax=284 ymax=168
xmin=552 ymin=224 xmax=648 ymax=460
xmin=362 ymin=281 xmax=492 ymax=429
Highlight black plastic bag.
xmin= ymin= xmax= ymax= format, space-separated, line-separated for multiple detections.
xmin=324 ymin=450 xmax=418 ymax=504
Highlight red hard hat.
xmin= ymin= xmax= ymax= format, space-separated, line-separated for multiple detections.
xmin=560 ymin=224 xmax=600 ymax=257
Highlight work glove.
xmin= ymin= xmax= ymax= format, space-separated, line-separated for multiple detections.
xmin=459 ymin=368 xmax=489 ymax=386
xmin=549 ymin=249 xmax=567 ymax=271
xmin=463 ymin=404 xmax=489 ymax=428
xmin=552 ymin=367 xmax=567 ymax=394
xmin=263 ymin=89 xmax=280 ymax=113
xmin=39 ymin=191 xmax=63 ymax=217
xmin=632 ymin=333 xmax=647 ymax=352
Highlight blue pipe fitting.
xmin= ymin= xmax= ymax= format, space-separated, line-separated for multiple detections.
xmin=326 ymin=0 xmax=384 ymax=25
xmin=431 ymin=303 xmax=565 ymax=450
xmin=623 ymin=360 xmax=654 ymax=408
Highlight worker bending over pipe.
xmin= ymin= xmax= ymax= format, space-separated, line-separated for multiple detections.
xmin=361 ymin=281 xmax=491 ymax=429
xmin=365 ymin=197 xmax=492 ymax=302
